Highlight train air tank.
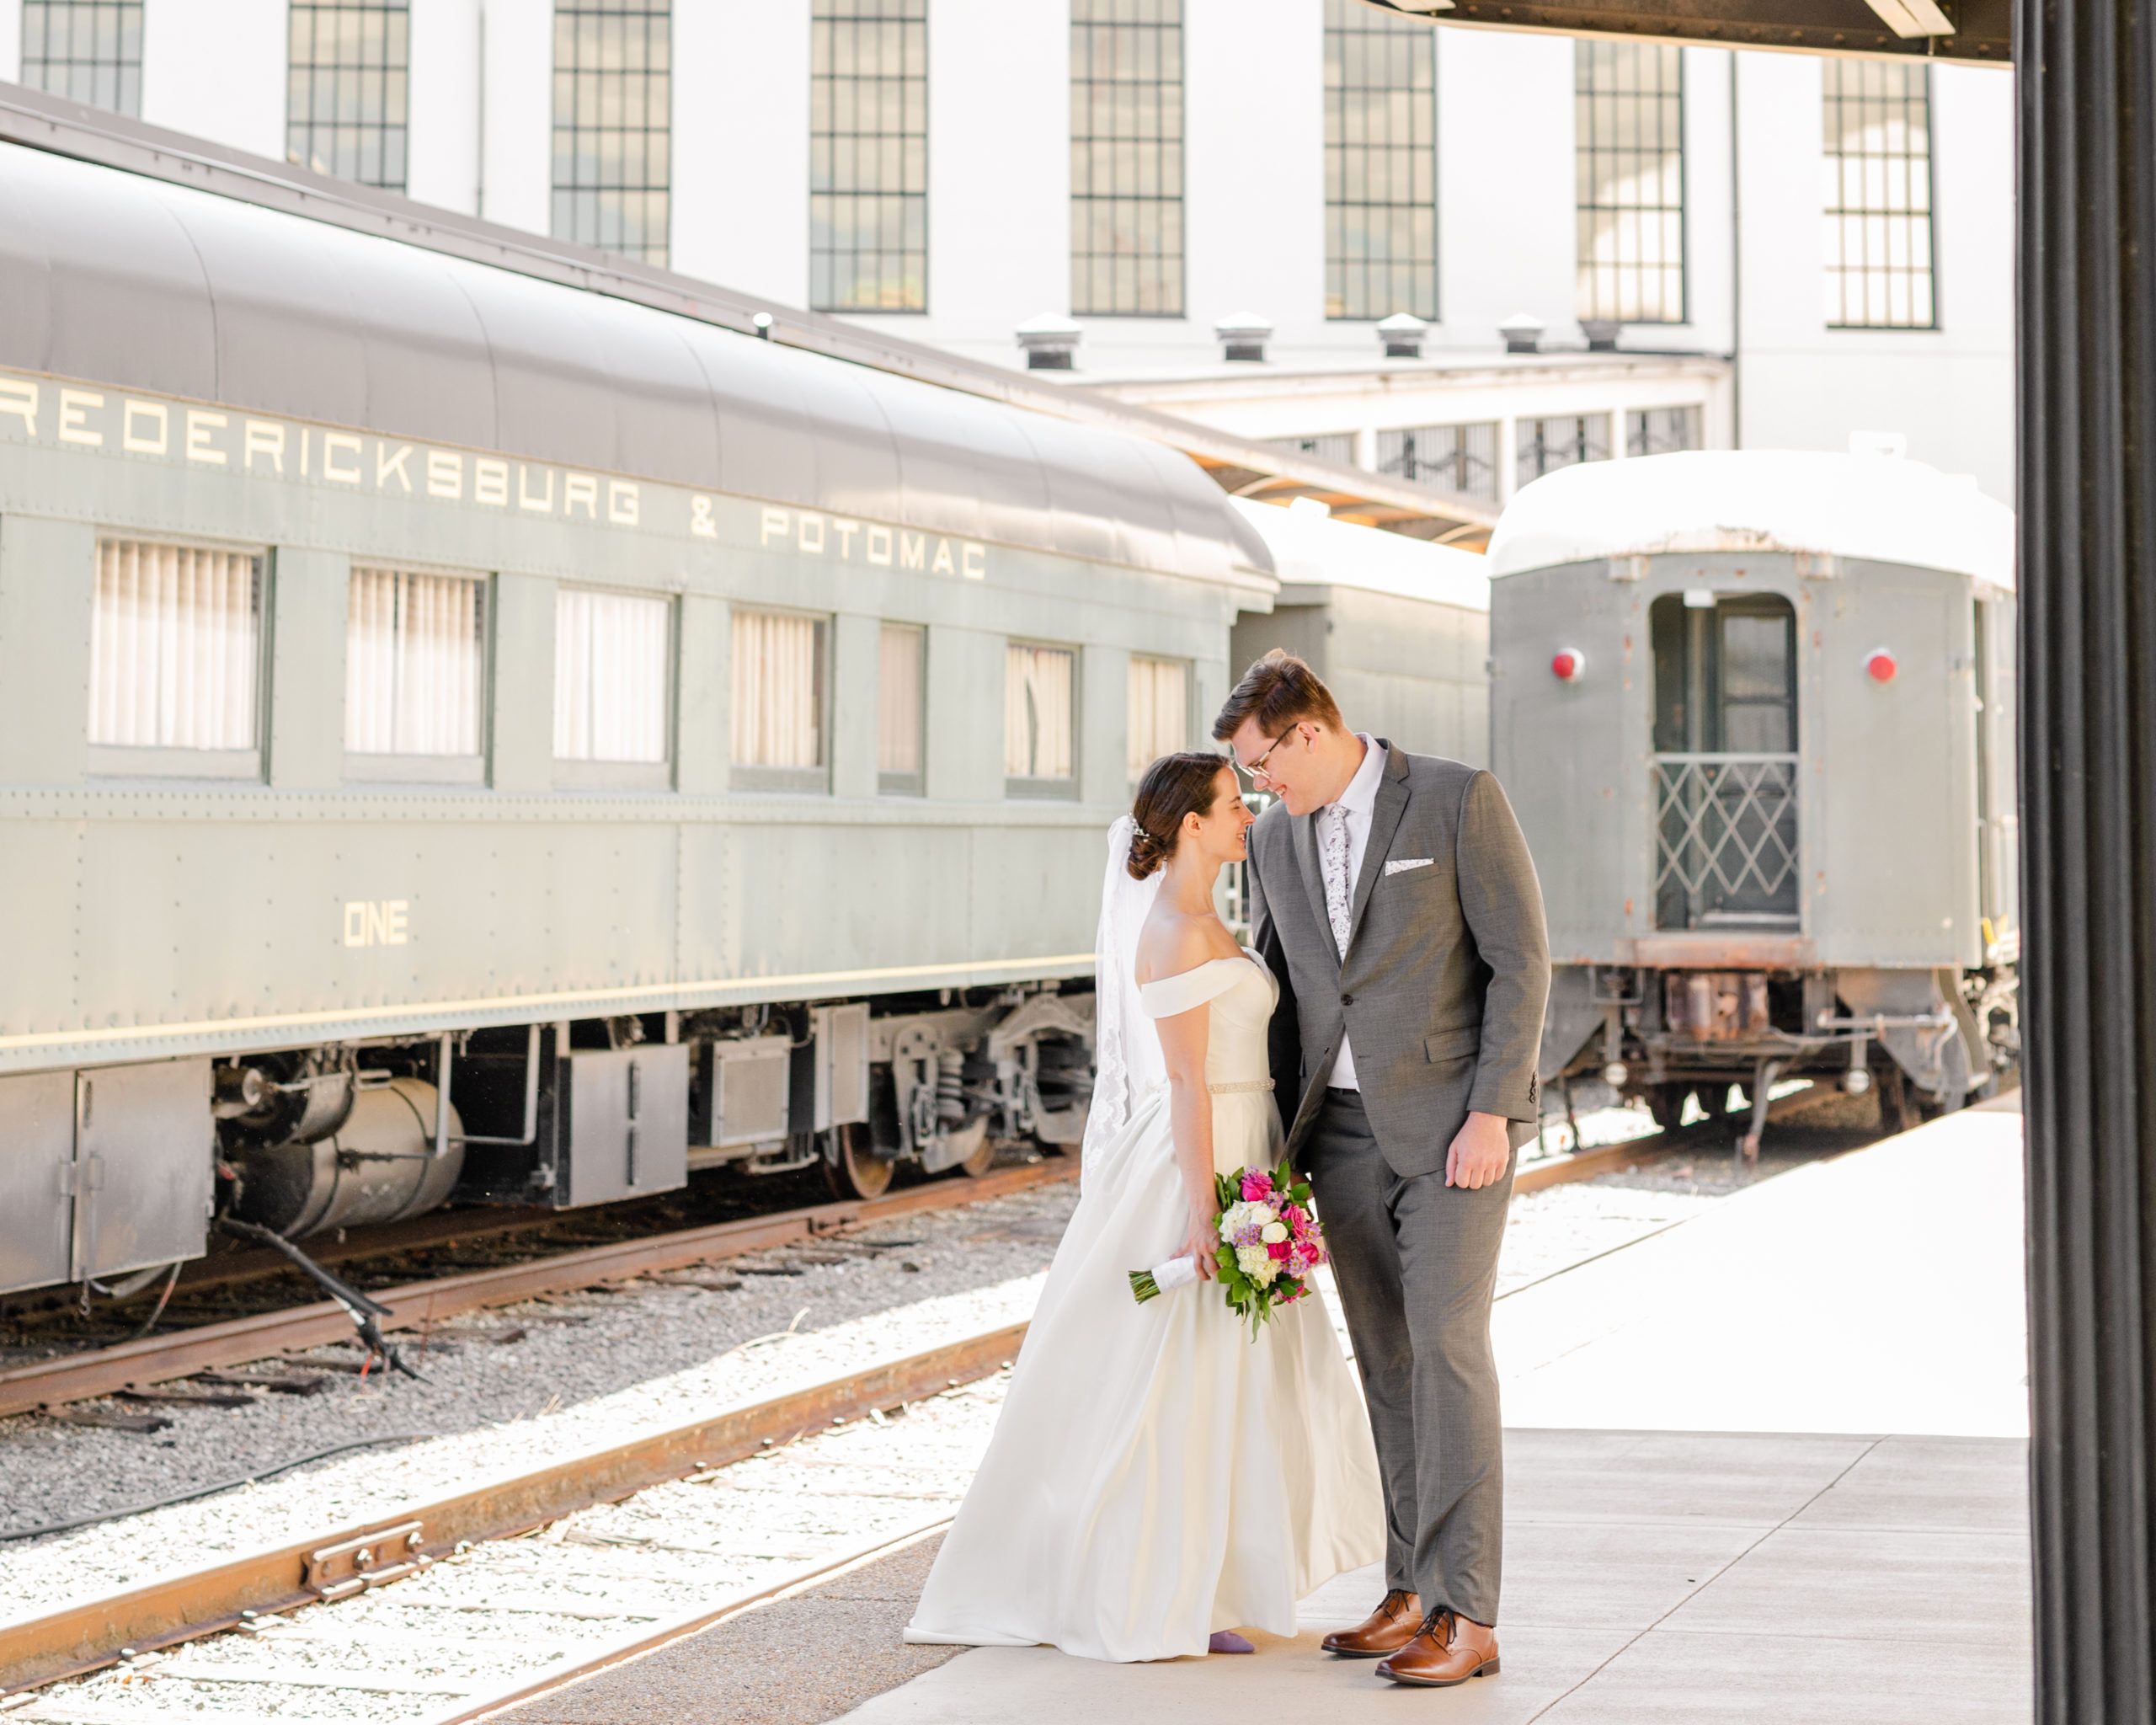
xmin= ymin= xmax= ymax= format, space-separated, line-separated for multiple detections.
xmin=232 ymin=1078 xmax=466 ymax=1238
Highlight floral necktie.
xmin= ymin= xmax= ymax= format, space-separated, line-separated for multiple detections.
xmin=1320 ymin=802 xmax=1353 ymax=961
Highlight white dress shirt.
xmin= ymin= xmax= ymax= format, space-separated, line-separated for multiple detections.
xmin=1321 ymin=734 xmax=1385 ymax=1089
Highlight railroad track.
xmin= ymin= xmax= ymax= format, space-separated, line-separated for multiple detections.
xmin=0 ymin=1081 xmax=1863 ymax=1425
xmin=0 ymin=1094 xmax=1893 ymax=1722
xmin=0 ymin=1319 xmax=1025 ymax=1702
xmin=0 ymin=1161 xmax=1075 ymax=1422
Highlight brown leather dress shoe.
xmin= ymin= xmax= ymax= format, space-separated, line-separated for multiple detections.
xmin=1321 ymin=1588 xmax=1422 ymax=1657
xmin=1374 ymin=1609 xmax=1501 ymax=1686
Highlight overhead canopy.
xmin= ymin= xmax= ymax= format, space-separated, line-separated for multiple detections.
xmin=1485 ymin=450 xmax=2016 ymax=588
xmin=1366 ymin=0 xmax=2008 ymax=64
xmin=1233 ymin=499 xmax=1491 ymax=611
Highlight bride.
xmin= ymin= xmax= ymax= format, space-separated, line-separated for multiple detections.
xmin=904 ymin=752 xmax=1382 ymax=1662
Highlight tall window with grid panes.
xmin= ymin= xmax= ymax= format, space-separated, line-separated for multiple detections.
xmin=1575 ymin=43 xmax=1685 ymax=325
xmin=19 ymin=1 xmax=141 ymax=115
xmin=1822 ymin=61 xmax=1936 ymax=328
xmin=810 ymin=0 xmax=928 ymax=312
xmin=1070 ymin=0 xmax=1183 ymax=318
xmin=552 ymin=0 xmax=671 ymax=266
xmin=1323 ymin=0 xmax=1435 ymax=321
xmin=287 ymin=1 xmax=409 ymax=190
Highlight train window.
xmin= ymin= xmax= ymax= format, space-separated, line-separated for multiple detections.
xmin=732 ymin=609 xmax=830 ymax=793
xmin=344 ymin=567 xmax=485 ymax=779
xmin=1129 ymin=655 xmax=1188 ymax=778
xmin=554 ymin=587 xmax=672 ymax=782
xmin=1627 ymin=406 xmax=1702 ymax=457
xmin=1006 ymin=643 xmax=1078 ymax=798
xmin=1518 ymin=414 xmax=1612 ymax=483
xmin=878 ymin=622 xmax=925 ymax=796
xmin=1649 ymin=591 xmax=1799 ymax=929
xmin=88 ymin=537 xmax=263 ymax=777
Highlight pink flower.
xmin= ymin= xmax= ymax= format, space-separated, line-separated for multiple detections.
xmin=1241 ymin=1170 xmax=1274 ymax=1203
xmin=1283 ymin=1203 xmax=1308 ymax=1231
xmin=1267 ymin=1240 xmax=1290 ymax=1261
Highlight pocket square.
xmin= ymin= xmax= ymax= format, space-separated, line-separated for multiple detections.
xmin=1385 ymin=857 xmax=1434 ymax=876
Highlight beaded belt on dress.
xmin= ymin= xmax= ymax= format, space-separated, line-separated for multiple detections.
xmin=1207 ymin=1079 xmax=1274 ymax=1094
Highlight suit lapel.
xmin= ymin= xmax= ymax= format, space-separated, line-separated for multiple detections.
xmin=1289 ymin=807 xmax=1337 ymax=971
xmin=1342 ymin=743 xmax=1410 ymax=963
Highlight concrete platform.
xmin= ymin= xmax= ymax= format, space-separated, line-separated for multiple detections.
xmin=520 ymin=1107 xmax=2033 ymax=1723
xmin=841 ymin=1428 xmax=2028 ymax=1723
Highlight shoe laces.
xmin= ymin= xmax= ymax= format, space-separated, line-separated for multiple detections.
xmin=1416 ymin=1606 xmax=1458 ymax=1646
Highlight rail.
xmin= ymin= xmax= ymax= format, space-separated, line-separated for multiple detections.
xmin=1652 ymin=753 xmax=1801 ymax=929
xmin=0 ymin=1323 xmax=1029 ymax=1692
xmin=0 ymin=1161 xmax=1075 ymax=1421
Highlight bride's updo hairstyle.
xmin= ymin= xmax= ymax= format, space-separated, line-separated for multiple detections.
xmin=1128 ymin=751 xmax=1233 ymax=880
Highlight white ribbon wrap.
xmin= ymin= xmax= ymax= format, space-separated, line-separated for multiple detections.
xmin=1146 ymin=1253 xmax=1200 ymax=1295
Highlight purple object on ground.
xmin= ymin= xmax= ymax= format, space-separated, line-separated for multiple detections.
xmin=1209 ymin=1631 xmax=1255 ymax=1654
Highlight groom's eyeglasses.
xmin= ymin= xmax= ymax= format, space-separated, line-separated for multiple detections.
xmin=1238 ymin=726 xmax=1296 ymax=788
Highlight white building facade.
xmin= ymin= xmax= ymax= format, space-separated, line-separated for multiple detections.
xmin=0 ymin=0 xmax=2015 ymax=509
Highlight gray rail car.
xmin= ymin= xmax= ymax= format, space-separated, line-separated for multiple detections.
xmin=1487 ymin=451 xmax=2018 ymax=1146
xmin=0 ymin=142 xmax=1274 ymax=1299
xmin=1227 ymin=499 xmax=1491 ymax=766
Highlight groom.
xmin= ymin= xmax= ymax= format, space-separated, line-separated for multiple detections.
xmin=1214 ymin=649 xmax=1549 ymax=1690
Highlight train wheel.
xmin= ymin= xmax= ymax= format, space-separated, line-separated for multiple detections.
xmin=947 ymin=1117 xmax=995 ymax=1178
xmin=824 ymin=1123 xmax=895 ymax=1200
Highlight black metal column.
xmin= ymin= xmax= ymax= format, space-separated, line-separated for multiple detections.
xmin=2019 ymin=3 xmax=2156 ymax=1719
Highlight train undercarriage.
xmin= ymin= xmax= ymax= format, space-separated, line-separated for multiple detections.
xmin=1541 ymin=961 xmax=2021 ymax=1157
xmin=0 ymin=982 xmax=1095 ymax=1305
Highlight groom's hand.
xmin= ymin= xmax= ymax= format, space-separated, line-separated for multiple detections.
xmin=1445 ymin=1111 xmax=1512 ymax=1190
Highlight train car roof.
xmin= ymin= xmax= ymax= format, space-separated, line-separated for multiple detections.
xmin=1486 ymin=451 xmax=2015 ymax=590
xmin=0 ymin=141 xmax=1273 ymax=588
xmin=1231 ymin=499 xmax=1490 ymax=611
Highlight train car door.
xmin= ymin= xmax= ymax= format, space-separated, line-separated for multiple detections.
xmin=1648 ymin=590 xmax=1800 ymax=932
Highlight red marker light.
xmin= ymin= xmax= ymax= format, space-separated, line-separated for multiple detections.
xmin=1551 ymin=648 xmax=1585 ymax=681
xmin=1865 ymin=648 xmax=1897 ymax=683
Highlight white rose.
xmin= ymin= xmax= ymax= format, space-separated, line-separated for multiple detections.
xmin=1261 ymin=1221 xmax=1289 ymax=1243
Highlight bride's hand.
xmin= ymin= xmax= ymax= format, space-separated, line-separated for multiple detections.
xmin=1184 ymin=1211 xmax=1218 ymax=1280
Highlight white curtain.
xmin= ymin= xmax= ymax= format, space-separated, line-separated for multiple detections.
xmin=1127 ymin=655 xmax=1187 ymax=776
xmin=346 ymin=568 xmax=484 ymax=756
xmin=878 ymin=623 xmax=923 ymax=774
xmin=1006 ymin=644 xmax=1075 ymax=780
xmin=555 ymin=587 xmax=670 ymax=764
xmin=90 ymin=540 xmax=260 ymax=750
xmin=731 ymin=610 xmax=825 ymax=769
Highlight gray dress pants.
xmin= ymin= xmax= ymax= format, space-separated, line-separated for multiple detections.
xmin=1302 ymin=1087 xmax=1513 ymax=1625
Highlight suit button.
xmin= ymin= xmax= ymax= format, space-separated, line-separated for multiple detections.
xmin=1340 ymin=993 xmax=1353 ymax=1007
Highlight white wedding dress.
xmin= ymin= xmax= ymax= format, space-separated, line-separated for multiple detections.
xmin=904 ymin=823 xmax=1383 ymax=1662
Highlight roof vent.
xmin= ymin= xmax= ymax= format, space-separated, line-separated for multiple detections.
xmin=1016 ymin=313 xmax=1082 ymax=371
xmin=1581 ymin=318 xmax=1620 ymax=352
xmin=1215 ymin=312 xmax=1273 ymax=363
xmin=1498 ymin=312 xmax=1545 ymax=355
xmin=1376 ymin=313 xmax=1428 ymax=359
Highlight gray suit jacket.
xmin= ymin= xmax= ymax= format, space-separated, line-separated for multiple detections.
xmin=1247 ymin=741 xmax=1551 ymax=1179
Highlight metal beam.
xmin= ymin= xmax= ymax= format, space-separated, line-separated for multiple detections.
xmin=2018 ymin=4 xmax=2156 ymax=1722
xmin=1362 ymin=0 xmax=2009 ymax=63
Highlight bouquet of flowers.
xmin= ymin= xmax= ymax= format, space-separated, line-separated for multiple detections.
xmin=1129 ymin=1158 xmax=1328 ymax=1337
